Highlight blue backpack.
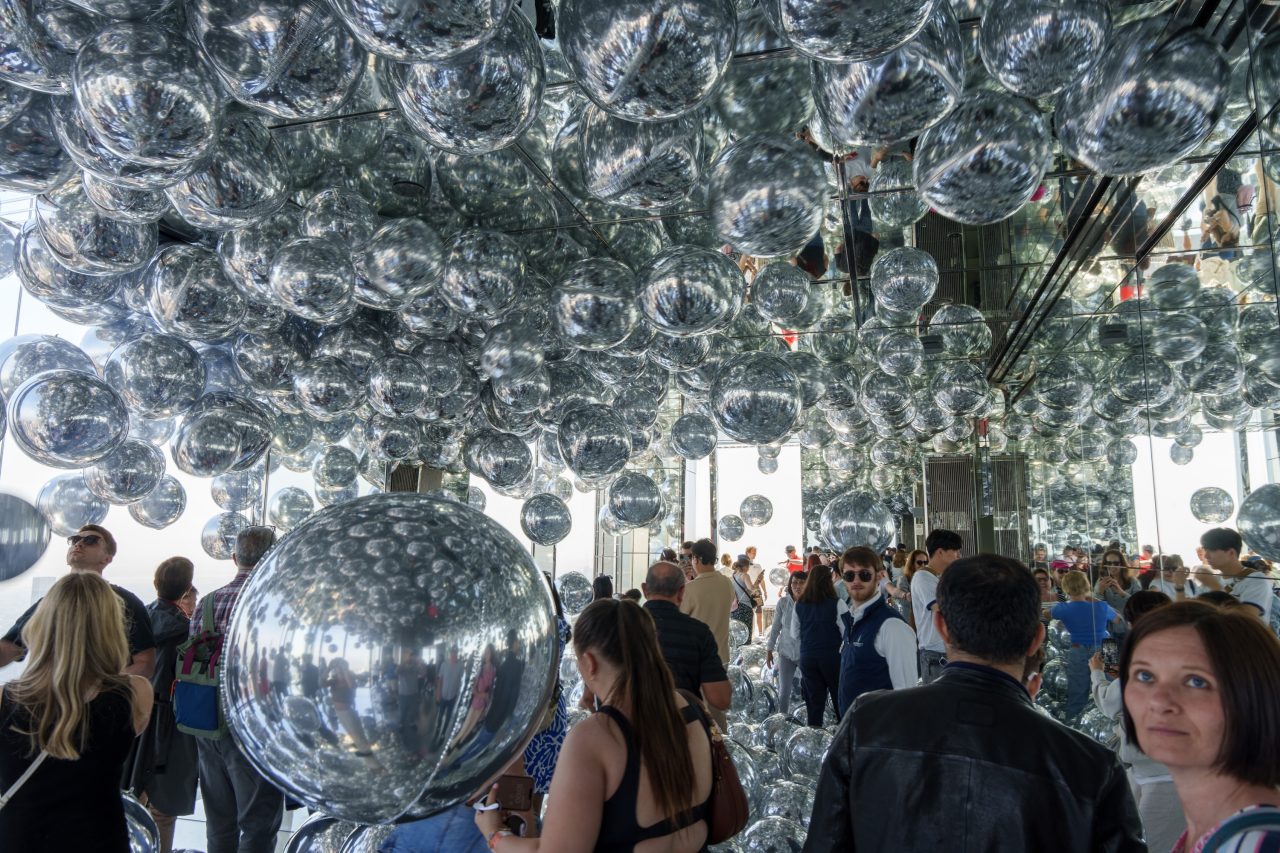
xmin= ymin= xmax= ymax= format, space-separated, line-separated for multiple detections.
xmin=172 ymin=595 xmax=226 ymax=739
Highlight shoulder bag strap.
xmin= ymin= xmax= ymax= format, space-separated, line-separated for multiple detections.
xmin=201 ymin=593 xmax=217 ymax=634
xmin=1201 ymin=806 xmax=1280 ymax=853
xmin=0 ymin=688 xmax=49 ymax=812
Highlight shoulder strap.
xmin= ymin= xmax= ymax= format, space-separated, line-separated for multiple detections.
xmin=0 ymin=748 xmax=48 ymax=811
xmin=200 ymin=593 xmax=217 ymax=634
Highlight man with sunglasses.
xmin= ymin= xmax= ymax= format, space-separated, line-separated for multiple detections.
xmin=0 ymin=524 xmax=156 ymax=677
xmin=835 ymin=547 xmax=917 ymax=717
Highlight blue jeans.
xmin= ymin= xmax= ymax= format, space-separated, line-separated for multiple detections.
xmin=380 ymin=803 xmax=487 ymax=853
xmin=1065 ymin=643 xmax=1097 ymax=720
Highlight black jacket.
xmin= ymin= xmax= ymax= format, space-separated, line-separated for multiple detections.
xmin=803 ymin=662 xmax=1147 ymax=853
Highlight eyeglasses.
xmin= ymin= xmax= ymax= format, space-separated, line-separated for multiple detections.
xmin=843 ymin=569 xmax=875 ymax=583
xmin=914 ymin=559 xmax=928 ymax=566
xmin=67 ymin=534 xmax=102 ymax=547
xmin=1102 ymin=560 xmax=1124 ymax=567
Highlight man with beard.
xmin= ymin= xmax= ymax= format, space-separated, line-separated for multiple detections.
xmin=836 ymin=546 xmax=918 ymax=717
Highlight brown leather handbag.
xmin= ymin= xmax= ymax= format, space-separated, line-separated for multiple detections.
xmin=678 ymin=690 xmax=749 ymax=843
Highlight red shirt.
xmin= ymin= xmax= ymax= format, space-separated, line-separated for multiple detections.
xmin=786 ymin=557 xmax=804 ymax=573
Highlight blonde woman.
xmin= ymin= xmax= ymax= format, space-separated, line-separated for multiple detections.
xmin=0 ymin=572 xmax=151 ymax=852
xmin=1051 ymin=570 xmax=1122 ymax=720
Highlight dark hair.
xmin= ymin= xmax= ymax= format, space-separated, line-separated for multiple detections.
xmin=805 ymin=553 xmax=822 ymax=572
xmin=592 ymin=575 xmax=614 ymax=601
xmin=925 ymin=529 xmax=962 ymax=557
xmin=786 ymin=571 xmax=808 ymax=597
xmin=732 ymin=557 xmax=750 ymax=573
xmin=1122 ymin=590 xmax=1170 ymax=625
xmin=153 ymin=556 xmax=194 ymax=601
xmin=904 ymin=549 xmax=928 ymax=581
xmin=1215 ymin=166 xmax=1242 ymax=195
xmin=798 ymin=562 xmax=837 ymax=603
xmin=841 ymin=546 xmax=880 ymax=570
xmin=936 ymin=555 xmax=1040 ymax=665
xmin=1194 ymin=590 xmax=1243 ymax=608
xmin=1032 ymin=567 xmax=1050 ymax=580
xmin=1022 ymin=645 xmax=1047 ymax=683
xmin=1200 ymin=528 xmax=1243 ymax=555
xmin=622 ymin=589 xmax=642 ymax=603
xmin=78 ymin=524 xmax=117 ymax=557
xmin=1152 ymin=553 xmax=1183 ymax=572
xmin=234 ymin=526 xmax=275 ymax=569
xmin=660 ymin=548 xmax=677 ymax=563
xmin=1120 ymin=601 xmax=1280 ymax=787
xmin=573 ymin=599 xmax=696 ymax=822
xmin=680 ymin=541 xmax=694 ymax=551
xmin=691 ymin=538 xmax=717 ymax=567
xmin=645 ymin=562 xmax=685 ymax=598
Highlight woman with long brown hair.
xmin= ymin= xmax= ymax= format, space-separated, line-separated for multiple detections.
xmin=474 ymin=598 xmax=714 ymax=851
xmin=0 ymin=572 xmax=152 ymax=852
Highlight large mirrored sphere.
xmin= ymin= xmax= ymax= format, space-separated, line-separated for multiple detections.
xmin=37 ymin=473 xmax=109 ymax=537
xmin=72 ymin=24 xmax=222 ymax=170
xmin=580 ymin=106 xmax=703 ymax=210
xmin=637 ymin=245 xmax=741 ymax=336
xmin=765 ymin=0 xmax=937 ymax=62
xmin=1147 ymin=263 xmax=1201 ymax=311
xmin=810 ymin=4 xmax=964 ymax=147
xmin=560 ymin=0 xmax=737 ymax=122
xmin=557 ymin=571 xmax=593 ymax=615
xmin=84 ymin=439 xmax=164 ymax=505
xmin=0 ymin=335 xmax=96 ymax=397
xmin=931 ymin=303 xmax=992 ymax=358
xmin=711 ymin=353 xmax=802 ymax=444
xmin=394 ymin=11 xmax=544 ymax=155
xmin=440 ymin=229 xmax=525 ymax=320
xmin=607 ymin=471 xmax=663 ymax=528
xmin=710 ymin=134 xmax=825 ymax=257
xmin=1189 ymin=486 xmax=1234 ymax=524
xmin=223 ymin=493 xmax=558 ymax=823
xmin=741 ymin=494 xmax=773 ymax=526
xmin=871 ymin=247 xmax=937 ymax=314
xmin=1238 ymin=484 xmax=1280 ymax=561
xmin=328 ymin=0 xmax=514 ymax=62
xmin=358 ymin=219 xmax=444 ymax=309
xmin=212 ymin=470 xmax=262 ymax=512
xmin=552 ymin=259 xmax=640 ymax=351
xmin=752 ymin=262 xmax=821 ymax=327
xmin=820 ymin=491 xmax=895 ymax=552
xmin=9 ymin=369 xmax=128 ymax=468
xmin=270 ymin=237 xmax=356 ymax=325
xmin=201 ymin=511 xmax=250 ymax=560
xmin=979 ymin=0 xmax=1110 ymax=99
xmin=35 ymin=176 xmax=156 ymax=275
xmin=521 ymin=492 xmax=572 ymax=546
xmin=670 ymin=412 xmax=718 ymax=460
xmin=145 ymin=245 xmax=247 ymax=341
xmin=0 ymin=493 xmax=50 ymax=581
xmin=1055 ymin=18 xmax=1228 ymax=176
xmin=103 ymin=333 xmax=205 ymax=419
xmin=718 ymin=514 xmax=745 ymax=542
xmin=558 ymin=403 xmax=632 ymax=481
xmin=269 ymin=487 xmax=315 ymax=531
xmin=914 ymin=90 xmax=1051 ymax=225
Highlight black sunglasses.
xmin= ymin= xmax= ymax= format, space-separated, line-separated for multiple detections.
xmin=67 ymin=534 xmax=102 ymax=547
xmin=914 ymin=559 xmax=928 ymax=566
xmin=1102 ymin=561 xmax=1125 ymax=567
xmin=843 ymin=569 xmax=875 ymax=583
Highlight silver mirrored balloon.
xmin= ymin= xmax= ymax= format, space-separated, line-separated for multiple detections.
xmin=638 ymin=245 xmax=741 ymax=336
xmin=1055 ymin=18 xmax=1228 ymax=176
xmin=711 ymin=353 xmax=802 ymax=444
xmin=9 ymin=369 xmax=128 ymax=468
xmin=36 ymin=175 xmax=156 ymax=274
xmin=740 ymin=494 xmax=773 ymax=526
xmin=1238 ymin=484 xmax=1280 ymax=561
xmin=558 ymin=403 xmax=632 ymax=481
xmin=607 ymin=471 xmax=663 ymax=527
xmin=669 ymin=412 xmax=718 ymax=460
xmin=868 ymin=158 xmax=927 ymax=228
xmin=557 ymin=571 xmax=593 ymax=615
xmin=395 ymin=11 xmax=543 ymax=155
xmin=440 ymin=229 xmax=525 ymax=320
xmin=0 ymin=493 xmax=51 ymax=581
xmin=820 ymin=491 xmax=895 ymax=552
xmin=711 ymin=134 xmax=825 ymax=257
xmin=580 ymin=106 xmax=703 ymax=210
xmin=521 ymin=492 xmax=572 ymax=546
xmin=146 ymin=245 xmax=247 ymax=341
xmin=560 ymin=0 xmax=736 ymax=122
xmin=1189 ymin=486 xmax=1234 ymax=524
xmin=979 ymin=0 xmax=1110 ymax=99
xmin=84 ymin=439 xmax=164 ymax=505
xmin=914 ymin=90 xmax=1051 ymax=225
xmin=202 ymin=511 xmax=251 ymax=560
xmin=212 ymin=469 xmax=263 ymax=512
xmin=810 ymin=4 xmax=963 ymax=147
xmin=269 ymin=487 xmax=315 ymax=531
xmin=271 ymin=237 xmax=356 ymax=325
xmin=765 ymin=0 xmax=937 ymax=62
xmin=718 ymin=514 xmax=745 ymax=542
xmin=223 ymin=493 xmax=557 ymax=823
xmin=552 ymin=258 xmax=640 ymax=351
xmin=871 ymin=247 xmax=937 ymax=314
xmin=329 ymin=0 xmax=515 ymax=61
xmin=37 ymin=473 xmax=108 ymax=537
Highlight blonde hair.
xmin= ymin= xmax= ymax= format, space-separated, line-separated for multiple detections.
xmin=1061 ymin=570 xmax=1091 ymax=597
xmin=5 ymin=573 xmax=131 ymax=759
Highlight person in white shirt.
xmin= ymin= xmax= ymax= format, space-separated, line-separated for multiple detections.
xmin=835 ymin=547 xmax=918 ymax=716
xmin=1148 ymin=553 xmax=1198 ymax=599
xmin=912 ymin=529 xmax=963 ymax=683
xmin=745 ymin=546 xmax=766 ymax=634
xmin=1191 ymin=528 xmax=1277 ymax=632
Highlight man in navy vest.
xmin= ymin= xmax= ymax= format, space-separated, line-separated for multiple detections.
xmin=836 ymin=546 xmax=919 ymax=718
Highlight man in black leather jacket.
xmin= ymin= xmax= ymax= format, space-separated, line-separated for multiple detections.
xmin=803 ymin=555 xmax=1148 ymax=853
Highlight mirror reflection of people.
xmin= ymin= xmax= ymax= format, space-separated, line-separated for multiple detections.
xmin=0 ymin=572 xmax=153 ymax=852
xmin=1121 ymin=601 xmax=1280 ymax=852
xmin=473 ymin=598 xmax=714 ymax=851
xmin=766 ymin=572 xmax=806 ymax=716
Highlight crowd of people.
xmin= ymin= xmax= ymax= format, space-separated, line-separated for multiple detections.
xmin=1 ymin=520 xmax=1277 ymax=853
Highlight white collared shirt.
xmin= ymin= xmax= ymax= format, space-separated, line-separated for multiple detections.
xmin=911 ymin=569 xmax=944 ymax=652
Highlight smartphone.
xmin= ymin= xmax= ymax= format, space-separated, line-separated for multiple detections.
xmin=1100 ymin=638 xmax=1120 ymax=671
xmin=495 ymin=774 xmax=534 ymax=813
